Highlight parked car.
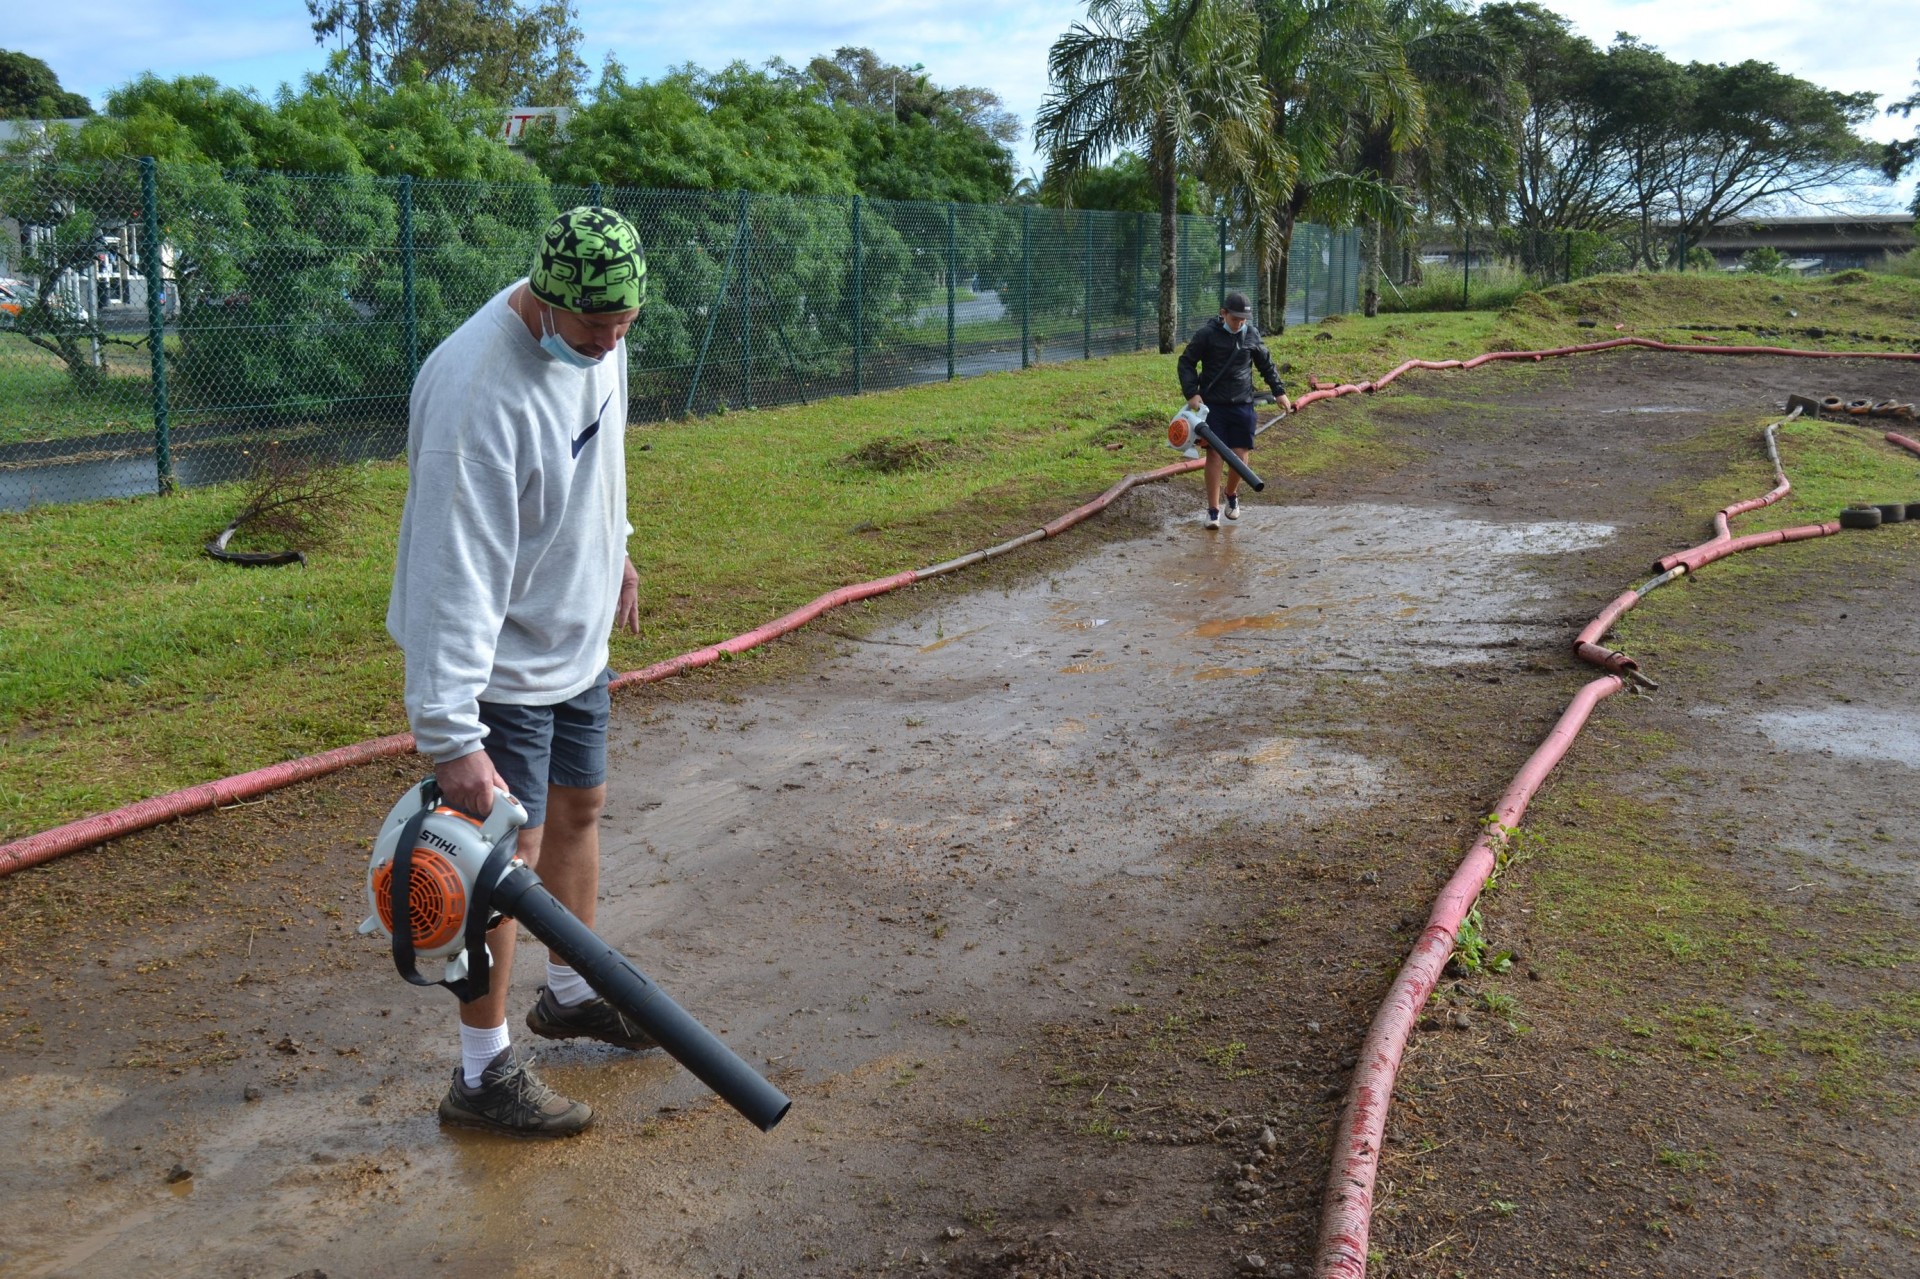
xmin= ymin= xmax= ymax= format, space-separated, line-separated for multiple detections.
xmin=0 ymin=278 xmax=24 ymax=322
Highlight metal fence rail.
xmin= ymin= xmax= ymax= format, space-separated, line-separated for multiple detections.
xmin=0 ymin=157 xmax=1360 ymax=509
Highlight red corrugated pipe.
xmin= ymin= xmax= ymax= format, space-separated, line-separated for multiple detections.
xmin=1314 ymin=403 xmax=1916 ymax=1278
xmin=1315 ymin=675 xmax=1625 ymax=1279
xmin=5 ymin=338 xmax=1914 ymax=879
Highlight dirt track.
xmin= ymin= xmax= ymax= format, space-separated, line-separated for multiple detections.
xmin=2 ymin=349 xmax=1917 ymax=1279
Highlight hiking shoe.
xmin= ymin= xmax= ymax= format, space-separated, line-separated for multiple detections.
xmin=1224 ymin=495 xmax=1241 ymax=521
xmin=437 ymin=1046 xmax=592 ymax=1138
xmin=527 ymin=984 xmax=659 ymax=1052
xmin=1203 ymin=508 xmax=1221 ymax=530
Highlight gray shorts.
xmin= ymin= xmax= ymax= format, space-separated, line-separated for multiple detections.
xmin=476 ymin=668 xmax=612 ymax=829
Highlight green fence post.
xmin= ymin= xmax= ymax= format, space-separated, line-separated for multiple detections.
xmin=1083 ymin=214 xmax=1093 ymax=360
xmin=852 ymin=195 xmax=863 ymax=394
xmin=588 ymin=182 xmax=602 ymax=206
xmin=1121 ymin=209 xmax=1136 ymax=349
xmin=1565 ymin=230 xmax=1573 ymax=283
xmin=1463 ymin=227 xmax=1471 ymax=306
xmin=400 ymin=174 xmax=418 ymax=387
xmin=737 ymin=190 xmax=753 ymax=409
xmin=947 ymin=201 xmax=957 ymax=381
xmin=1218 ymin=217 xmax=1227 ymax=308
xmin=140 ymin=156 xmax=173 ymax=495
xmin=1020 ymin=204 xmax=1031 ymax=370
xmin=1301 ymin=227 xmax=1313 ymax=325
xmin=1336 ymin=226 xmax=1351 ymax=313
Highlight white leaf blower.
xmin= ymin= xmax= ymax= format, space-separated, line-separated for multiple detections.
xmin=361 ymin=779 xmax=791 ymax=1132
xmin=1166 ymin=403 xmax=1265 ymax=491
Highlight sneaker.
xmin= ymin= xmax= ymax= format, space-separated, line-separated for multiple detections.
xmin=438 ymin=1046 xmax=592 ymax=1138
xmin=1224 ymin=495 xmax=1241 ymax=521
xmin=1204 ymin=508 xmax=1221 ymax=530
xmin=527 ymin=984 xmax=659 ymax=1052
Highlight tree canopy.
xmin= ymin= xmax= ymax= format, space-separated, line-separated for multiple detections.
xmin=526 ymin=52 xmax=1017 ymax=204
xmin=305 ymin=0 xmax=588 ymax=105
xmin=0 ymin=49 xmax=93 ymax=120
xmin=1885 ymin=59 xmax=1920 ymax=215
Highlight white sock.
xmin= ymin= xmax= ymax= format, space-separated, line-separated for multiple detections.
xmin=546 ymin=960 xmax=596 ymax=1007
xmin=459 ymin=1022 xmax=511 ymax=1087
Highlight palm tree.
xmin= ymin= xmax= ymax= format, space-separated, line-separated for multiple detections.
xmin=1353 ymin=1 xmax=1523 ymax=314
xmin=1248 ymin=0 xmax=1423 ymax=329
xmin=1037 ymin=0 xmax=1278 ymax=352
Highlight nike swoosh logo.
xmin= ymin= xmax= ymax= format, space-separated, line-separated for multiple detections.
xmin=572 ymin=391 xmax=613 ymax=459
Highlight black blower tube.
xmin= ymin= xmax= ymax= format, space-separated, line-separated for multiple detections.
xmin=491 ymin=864 xmax=792 ymax=1132
xmin=1195 ymin=419 xmax=1265 ymax=492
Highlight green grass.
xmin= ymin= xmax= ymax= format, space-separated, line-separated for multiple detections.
xmin=1378 ymin=260 xmax=1539 ymax=313
xmin=1522 ymin=781 xmax=1920 ymax=1107
xmin=0 ymin=332 xmax=156 ymax=446
xmin=4 ymin=270 xmax=1918 ymax=840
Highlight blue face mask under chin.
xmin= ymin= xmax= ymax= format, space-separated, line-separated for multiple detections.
xmin=539 ymin=306 xmax=605 ymax=369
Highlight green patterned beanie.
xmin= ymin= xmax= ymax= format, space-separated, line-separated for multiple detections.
xmin=529 ymin=206 xmax=647 ymax=314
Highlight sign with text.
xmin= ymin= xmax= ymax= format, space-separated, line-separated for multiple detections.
xmin=499 ymin=108 xmax=572 ymax=145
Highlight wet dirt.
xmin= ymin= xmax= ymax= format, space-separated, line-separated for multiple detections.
xmin=2 ymin=349 xmax=1917 ymax=1279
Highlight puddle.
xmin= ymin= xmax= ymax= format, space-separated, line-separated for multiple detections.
xmin=1192 ymin=613 xmax=1299 ymax=639
xmin=1741 ymin=707 xmax=1920 ymax=769
xmin=1592 ymin=405 xmax=1706 ymax=414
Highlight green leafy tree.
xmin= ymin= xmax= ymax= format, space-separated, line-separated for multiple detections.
xmin=1662 ymin=60 xmax=1877 ymax=267
xmin=1879 ymin=59 xmax=1919 ymax=216
xmin=1589 ymin=37 xmax=1692 ymax=269
xmin=528 ymin=62 xmax=927 ymax=403
xmin=1352 ymin=1 xmax=1521 ymax=314
xmin=1479 ymin=4 xmax=1629 ymax=238
xmin=306 ymin=0 xmax=587 ymax=104
xmin=0 ymin=49 xmax=92 ymax=119
xmin=1037 ymin=0 xmax=1276 ymax=351
xmin=798 ymin=48 xmax=1018 ymax=203
xmin=1248 ymin=0 xmax=1420 ymax=329
xmin=15 ymin=69 xmax=548 ymax=410
xmin=1039 ymin=150 xmax=1199 ymax=213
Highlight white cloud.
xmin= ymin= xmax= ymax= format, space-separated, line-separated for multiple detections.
xmin=1542 ymin=0 xmax=1918 ymax=144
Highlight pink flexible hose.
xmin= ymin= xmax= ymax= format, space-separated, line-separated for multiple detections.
xmin=1890 ymin=432 xmax=1920 ymax=457
xmin=1315 ymin=394 xmax=1917 ymax=1278
xmin=1315 ymin=675 xmax=1624 ymax=1279
xmin=3 ymin=337 xmax=1913 ymax=878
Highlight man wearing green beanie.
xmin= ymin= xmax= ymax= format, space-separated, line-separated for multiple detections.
xmin=388 ymin=206 xmax=650 ymax=1136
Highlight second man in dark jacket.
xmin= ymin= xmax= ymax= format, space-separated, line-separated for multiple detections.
xmin=1177 ymin=291 xmax=1291 ymax=528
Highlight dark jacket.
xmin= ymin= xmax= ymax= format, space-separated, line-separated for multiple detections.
xmin=1177 ymin=316 xmax=1285 ymax=405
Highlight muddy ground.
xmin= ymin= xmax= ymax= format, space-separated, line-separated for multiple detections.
xmin=2 ymin=349 xmax=1917 ymax=1279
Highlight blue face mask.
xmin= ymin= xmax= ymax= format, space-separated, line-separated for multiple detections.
xmin=539 ymin=305 xmax=605 ymax=369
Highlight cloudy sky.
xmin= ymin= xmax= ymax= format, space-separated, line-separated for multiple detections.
xmin=11 ymin=0 xmax=1918 ymax=204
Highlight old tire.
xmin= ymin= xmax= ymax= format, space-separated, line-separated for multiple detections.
xmin=1839 ymin=506 xmax=1883 ymax=529
xmin=1875 ymin=503 xmax=1908 ymax=524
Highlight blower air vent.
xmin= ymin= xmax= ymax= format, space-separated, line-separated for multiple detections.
xmin=372 ymin=848 xmax=469 ymax=952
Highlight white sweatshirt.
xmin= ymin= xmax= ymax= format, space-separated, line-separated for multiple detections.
xmin=387 ymin=281 xmax=629 ymax=763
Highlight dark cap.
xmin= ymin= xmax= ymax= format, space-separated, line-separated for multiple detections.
xmin=1222 ymin=291 xmax=1252 ymax=317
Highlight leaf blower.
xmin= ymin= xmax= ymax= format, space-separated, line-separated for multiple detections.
xmin=1166 ymin=403 xmax=1265 ymax=491
xmin=360 ymin=779 xmax=792 ymax=1132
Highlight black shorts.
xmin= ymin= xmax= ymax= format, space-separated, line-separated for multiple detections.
xmin=1201 ymin=401 xmax=1257 ymax=451
xmin=476 ymin=668 xmax=612 ymax=828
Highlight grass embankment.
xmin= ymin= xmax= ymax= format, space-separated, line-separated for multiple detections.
xmin=4 ymin=270 xmax=1918 ymax=841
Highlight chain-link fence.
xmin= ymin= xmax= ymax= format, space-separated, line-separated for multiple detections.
xmin=0 ymin=157 xmax=1360 ymax=509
